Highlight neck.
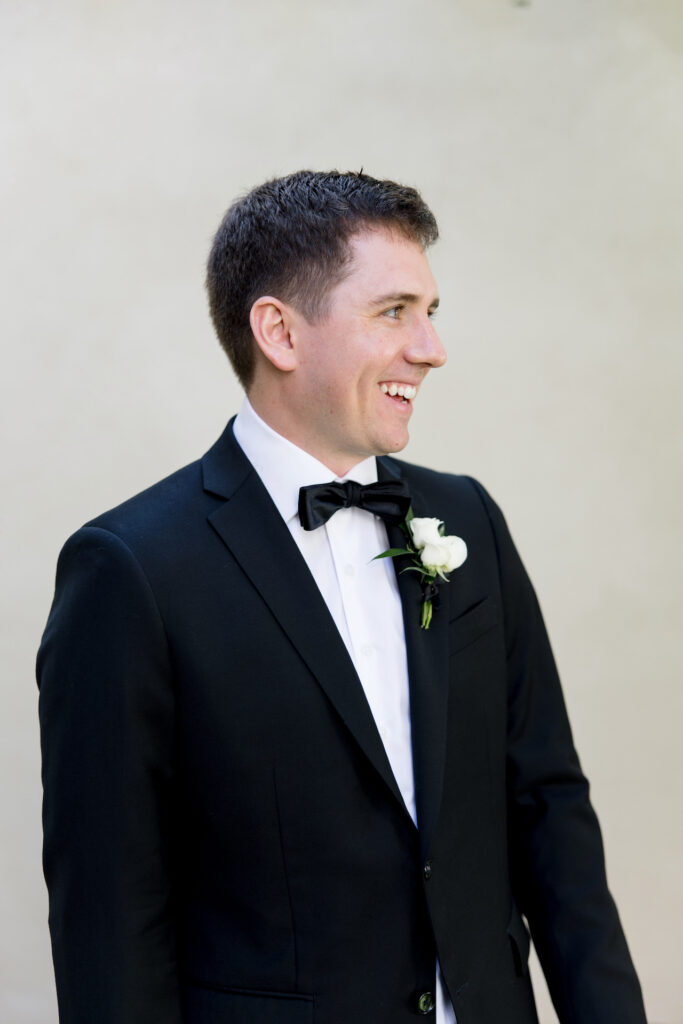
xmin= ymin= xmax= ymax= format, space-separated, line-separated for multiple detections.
xmin=245 ymin=392 xmax=370 ymax=478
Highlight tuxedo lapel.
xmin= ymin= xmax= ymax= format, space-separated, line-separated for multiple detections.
xmin=202 ymin=422 xmax=409 ymax=819
xmin=378 ymin=457 xmax=450 ymax=861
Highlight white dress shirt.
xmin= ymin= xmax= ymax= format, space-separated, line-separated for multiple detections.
xmin=233 ymin=397 xmax=456 ymax=1024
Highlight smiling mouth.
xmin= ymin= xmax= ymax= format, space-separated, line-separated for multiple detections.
xmin=380 ymin=382 xmax=417 ymax=403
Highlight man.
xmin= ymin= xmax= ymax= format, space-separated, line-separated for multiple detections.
xmin=38 ymin=170 xmax=646 ymax=1023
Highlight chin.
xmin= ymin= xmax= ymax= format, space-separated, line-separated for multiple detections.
xmin=377 ymin=432 xmax=410 ymax=455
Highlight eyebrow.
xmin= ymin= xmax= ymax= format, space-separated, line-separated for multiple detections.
xmin=370 ymin=292 xmax=440 ymax=310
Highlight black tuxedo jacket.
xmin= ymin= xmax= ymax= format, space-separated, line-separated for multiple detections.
xmin=38 ymin=420 xmax=646 ymax=1024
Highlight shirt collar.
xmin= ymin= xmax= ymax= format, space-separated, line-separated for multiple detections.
xmin=232 ymin=396 xmax=378 ymax=526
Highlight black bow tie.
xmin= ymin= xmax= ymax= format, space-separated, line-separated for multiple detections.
xmin=298 ymin=479 xmax=411 ymax=531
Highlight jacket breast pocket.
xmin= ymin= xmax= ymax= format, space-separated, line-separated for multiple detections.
xmin=181 ymin=982 xmax=315 ymax=1023
xmin=448 ymin=596 xmax=499 ymax=657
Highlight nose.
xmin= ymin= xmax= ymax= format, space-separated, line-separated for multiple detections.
xmin=405 ymin=316 xmax=447 ymax=369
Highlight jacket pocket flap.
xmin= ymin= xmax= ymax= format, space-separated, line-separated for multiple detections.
xmin=181 ymin=982 xmax=314 ymax=1023
xmin=449 ymin=596 xmax=499 ymax=655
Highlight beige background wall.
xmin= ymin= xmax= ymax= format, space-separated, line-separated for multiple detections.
xmin=2 ymin=1 xmax=681 ymax=1021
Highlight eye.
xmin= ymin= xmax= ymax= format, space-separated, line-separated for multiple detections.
xmin=428 ymin=308 xmax=438 ymax=320
xmin=383 ymin=305 xmax=404 ymax=319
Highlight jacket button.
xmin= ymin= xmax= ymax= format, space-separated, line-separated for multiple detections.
xmin=423 ymin=860 xmax=432 ymax=880
xmin=417 ymin=991 xmax=435 ymax=1014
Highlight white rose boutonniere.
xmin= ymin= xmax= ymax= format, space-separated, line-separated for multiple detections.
xmin=374 ymin=509 xmax=467 ymax=629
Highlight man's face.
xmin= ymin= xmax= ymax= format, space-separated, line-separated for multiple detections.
xmin=290 ymin=228 xmax=446 ymax=475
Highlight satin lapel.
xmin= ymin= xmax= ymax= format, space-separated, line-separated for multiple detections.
xmin=202 ymin=425 xmax=409 ymax=818
xmin=378 ymin=457 xmax=450 ymax=861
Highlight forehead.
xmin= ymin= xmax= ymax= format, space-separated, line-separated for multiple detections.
xmin=333 ymin=228 xmax=439 ymax=305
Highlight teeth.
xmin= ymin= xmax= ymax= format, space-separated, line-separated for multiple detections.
xmin=380 ymin=383 xmax=417 ymax=400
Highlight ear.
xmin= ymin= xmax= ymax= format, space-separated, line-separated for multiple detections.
xmin=250 ymin=296 xmax=297 ymax=373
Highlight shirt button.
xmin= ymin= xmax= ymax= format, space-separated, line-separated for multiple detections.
xmin=361 ymin=643 xmax=373 ymax=657
xmin=344 ymin=564 xmax=355 ymax=577
xmin=417 ymin=991 xmax=435 ymax=1014
xmin=423 ymin=860 xmax=432 ymax=880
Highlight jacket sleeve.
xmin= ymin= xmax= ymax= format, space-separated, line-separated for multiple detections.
xmin=469 ymin=479 xmax=647 ymax=1024
xmin=37 ymin=526 xmax=182 ymax=1024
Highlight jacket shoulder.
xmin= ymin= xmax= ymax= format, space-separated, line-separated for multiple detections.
xmin=79 ymin=418 xmax=245 ymax=553
xmin=82 ymin=458 xmax=210 ymax=549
